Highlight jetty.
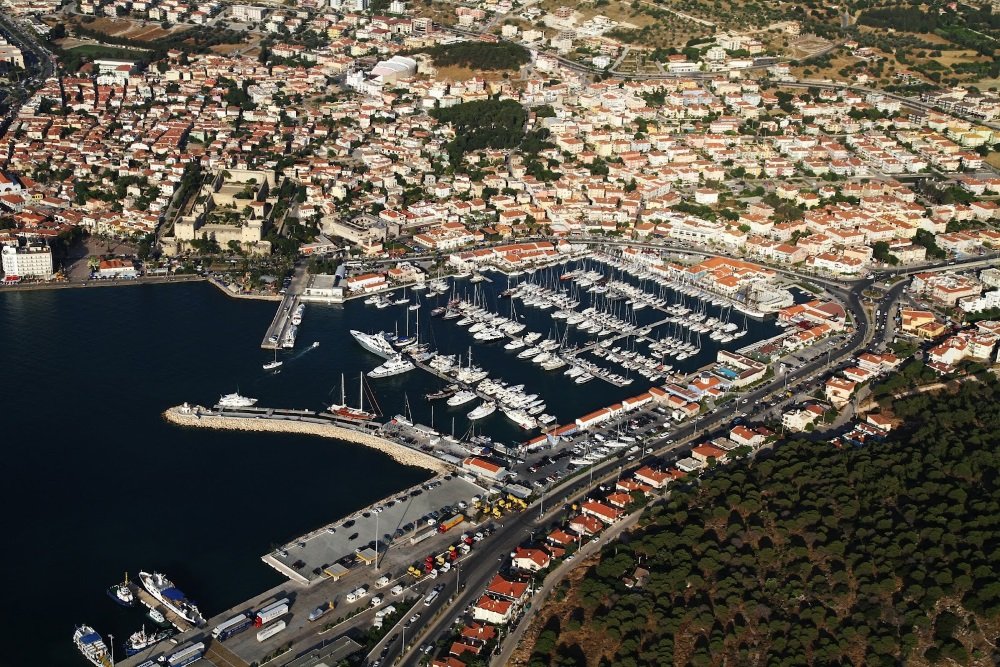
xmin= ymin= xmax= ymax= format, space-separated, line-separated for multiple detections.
xmin=128 ymin=582 xmax=193 ymax=633
xmin=163 ymin=404 xmax=449 ymax=473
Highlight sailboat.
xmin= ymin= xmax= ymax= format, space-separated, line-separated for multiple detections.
xmin=263 ymin=348 xmax=282 ymax=371
xmin=329 ymin=373 xmax=379 ymax=422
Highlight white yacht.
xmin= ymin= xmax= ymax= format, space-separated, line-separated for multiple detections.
xmin=467 ymin=401 xmax=497 ymax=421
xmin=217 ymin=392 xmax=257 ymax=408
xmin=447 ymin=390 xmax=478 ymax=407
xmin=502 ymin=407 xmax=537 ymax=430
xmin=368 ymin=355 xmax=415 ymax=379
xmin=350 ymin=329 xmax=395 ymax=359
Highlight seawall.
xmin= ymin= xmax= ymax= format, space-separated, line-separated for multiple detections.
xmin=163 ymin=405 xmax=450 ymax=473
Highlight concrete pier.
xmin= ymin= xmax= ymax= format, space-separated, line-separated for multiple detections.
xmin=163 ymin=404 xmax=450 ymax=473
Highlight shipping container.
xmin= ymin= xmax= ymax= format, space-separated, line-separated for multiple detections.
xmin=166 ymin=643 xmax=205 ymax=667
xmin=256 ymin=620 xmax=286 ymax=642
xmin=437 ymin=513 xmax=464 ymax=533
xmin=254 ymin=603 xmax=288 ymax=627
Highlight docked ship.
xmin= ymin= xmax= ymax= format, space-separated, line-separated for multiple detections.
xmin=291 ymin=303 xmax=305 ymax=326
xmin=502 ymin=406 xmax=537 ymax=430
xmin=282 ymin=324 xmax=298 ymax=349
xmin=467 ymin=401 xmax=496 ymax=421
xmin=350 ymin=329 xmax=395 ymax=359
xmin=425 ymin=384 xmax=458 ymax=401
xmin=125 ymin=626 xmax=173 ymax=656
xmin=329 ymin=374 xmax=379 ymax=422
xmin=217 ymin=392 xmax=257 ymax=408
xmin=368 ymin=355 xmax=415 ymax=379
xmin=73 ymin=625 xmax=112 ymax=667
xmin=447 ymin=390 xmax=477 ymax=407
xmin=107 ymin=572 xmax=135 ymax=607
xmin=138 ymin=571 xmax=205 ymax=626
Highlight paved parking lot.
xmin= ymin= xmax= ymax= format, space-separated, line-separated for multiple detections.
xmin=268 ymin=476 xmax=485 ymax=582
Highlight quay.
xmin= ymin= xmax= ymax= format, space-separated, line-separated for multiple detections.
xmin=261 ymin=292 xmax=298 ymax=350
xmin=261 ymin=264 xmax=309 ymax=350
xmin=163 ymin=404 xmax=449 ymax=473
xmin=128 ymin=582 xmax=193 ymax=633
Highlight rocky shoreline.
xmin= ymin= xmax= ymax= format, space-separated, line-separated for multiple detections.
xmin=163 ymin=405 xmax=449 ymax=473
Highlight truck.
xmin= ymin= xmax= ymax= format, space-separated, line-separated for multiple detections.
xmin=370 ymin=595 xmax=383 ymax=607
xmin=254 ymin=603 xmax=288 ymax=627
xmin=390 ymin=584 xmax=405 ymax=596
xmin=410 ymin=528 xmax=437 ymax=545
xmin=346 ymin=586 xmax=369 ymax=603
xmin=438 ymin=513 xmax=464 ymax=533
xmin=308 ymin=601 xmax=334 ymax=622
xmin=424 ymin=589 xmax=439 ymax=606
xmin=375 ymin=575 xmax=391 ymax=588
xmin=166 ymin=643 xmax=206 ymax=667
xmin=216 ymin=614 xmax=253 ymax=641
xmin=256 ymin=620 xmax=286 ymax=642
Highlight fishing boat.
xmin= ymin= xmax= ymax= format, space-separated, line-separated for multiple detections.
xmin=147 ymin=609 xmax=169 ymax=627
xmin=124 ymin=626 xmax=173 ymax=656
xmin=107 ymin=572 xmax=135 ymax=607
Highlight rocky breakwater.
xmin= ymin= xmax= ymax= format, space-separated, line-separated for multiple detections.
xmin=163 ymin=404 xmax=449 ymax=473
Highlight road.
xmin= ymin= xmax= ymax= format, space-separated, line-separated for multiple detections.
xmin=0 ymin=13 xmax=56 ymax=134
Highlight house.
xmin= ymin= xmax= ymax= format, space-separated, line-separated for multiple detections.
xmin=472 ymin=595 xmax=514 ymax=625
xmin=486 ymin=574 xmax=529 ymax=602
xmin=691 ymin=444 xmax=728 ymax=464
xmin=462 ymin=457 xmax=507 ymax=480
xmin=569 ymin=514 xmax=603 ymax=537
xmin=825 ymin=377 xmax=857 ymax=407
xmin=512 ymin=547 xmax=550 ymax=572
xmin=633 ymin=466 xmax=670 ymax=489
xmin=580 ymin=500 xmax=621 ymax=524
xmin=781 ymin=404 xmax=825 ymax=432
xmin=547 ymin=529 xmax=576 ymax=546
xmin=729 ymin=425 xmax=764 ymax=448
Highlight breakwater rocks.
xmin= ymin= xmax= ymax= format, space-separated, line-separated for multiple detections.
xmin=163 ymin=405 xmax=449 ymax=473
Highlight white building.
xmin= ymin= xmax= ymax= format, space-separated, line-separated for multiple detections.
xmin=230 ymin=4 xmax=267 ymax=21
xmin=2 ymin=245 xmax=53 ymax=279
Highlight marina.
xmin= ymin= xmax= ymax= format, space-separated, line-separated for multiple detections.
xmin=38 ymin=251 xmax=805 ymax=667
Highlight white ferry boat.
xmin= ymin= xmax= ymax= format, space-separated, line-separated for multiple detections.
xmin=368 ymin=355 xmax=415 ymax=379
xmin=74 ymin=625 xmax=112 ymax=667
xmin=138 ymin=571 xmax=205 ymax=626
xmin=218 ymin=392 xmax=257 ymax=408
xmin=350 ymin=329 xmax=395 ymax=359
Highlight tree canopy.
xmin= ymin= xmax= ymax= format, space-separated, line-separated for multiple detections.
xmin=420 ymin=41 xmax=530 ymax=71
xmin=526 ymin=377 xmax=1000 ymax=666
